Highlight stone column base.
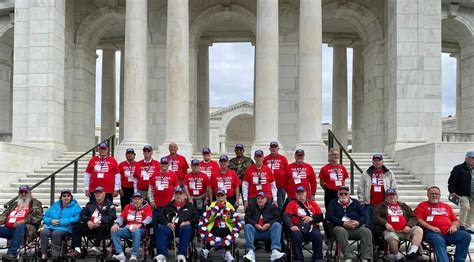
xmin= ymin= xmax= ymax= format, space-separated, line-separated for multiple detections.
xmin=115 ymin=143 xmax=149 ymax=162
xmin=25 ymin=140 xmax=67 ymax=155
xmin=294 ymin=142 xmax=327 ymax=164
xmin=158 ymin=142 xmax=194 ymax=161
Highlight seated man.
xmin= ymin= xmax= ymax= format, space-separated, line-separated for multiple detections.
xmin=67 ymin=187 xmax=117 ymax=258
xmin=414 ymin=186 xmax=471 ymax=262
xmin=326 ymin=186 xmax=373 ymax=262
xmin=0 ymin=185 xmax=43 ymax=260
xmin=283 ymin=186 xmax=324 ymax=262
xmin=243 ymin=191 xmax=285 ymax=262
xmin=111 ymin=192 xmax=152 ymax=262
xmin=154 ymin=187 xmax=199 ymax=262
xmin=373 ymin=188 xmax=423 ymax=261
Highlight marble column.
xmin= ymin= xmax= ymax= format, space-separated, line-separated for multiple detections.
xmin=331 ymin=43 xmax=348 ymax=148
xmin=120 ymin=0 xmax=148 ymax=150
xmin=0 ymin=57 xmax=12 ymax=137
xmin=119 ymin=48 xmax=125 ymax=143
xmin=197 ymin=37 xmax=212 ymax=150
xmin=295 ymin=0 xmax=326 ymax=162
xmin=451 ymin=52 xmax=462 ymax=131
xmin=351 ymin=42 xmax=364 ymax=152
xmin=189 ymin=44 xmax=198 ymax=149
xmin=253 ymin=0 xmax=279 ymax=152
xmin=100 ymin=47 xmax=116 ymax=140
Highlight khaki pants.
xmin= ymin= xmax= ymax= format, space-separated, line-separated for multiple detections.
xmin=459 ymin=196 xmax=473 ymax=229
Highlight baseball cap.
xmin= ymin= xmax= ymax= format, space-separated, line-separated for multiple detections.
xmin=202 ymin=147 xmax=211 ymax=154
xmin=160 ymin=157 xmax=169 ymax=164
xmin=254 ymin=150 xmax=264 ymax=157
xmin=191 ymin=159 xmax=200 ymax=165
xmin=98 ymin=142 xmax=108 ymax=149
xmin=256 ymin=191 xmax=266 ymax=198
xmin=295 ymin=185 xmax=305 ymax=192
xmin=125 ymin=148 xmax=135 ymax=154
xmin=235 ymin=144 xmax=244 ymax=150
xmin=132 ymin=192 xmax=143 ymax=198
xmin=338 ymin=185 xmax=350 ymax=191
xmin=174 ymin=187 xmax=184 ymax=193
xmin=94 ymin=186 xmax=105 ymax=193
xmin=143 ymin=144 xmax=153 ymax=151
xmin=216 ymin=188 xmax=227 ymax=195
xmin=295 ymin=149 xmax=305 ymax=156
xmin=219 ymin=155 xmax=229 ymax=162
xmin=466 ymin=150 xmax=474 ymax=158
xmin=19 ymin=185 xmax=30 ymax=192
xmin=385 ymin=188 xmax=397 ymax=195
xmin=270 ymin=141 xmax=279 ymax=147
xmin=372 ymin=153 xmax=383 ymax=160
xmin=60 ymin=189 xmax=72 ymax=195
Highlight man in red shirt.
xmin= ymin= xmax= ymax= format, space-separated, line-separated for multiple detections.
xmin=118 ymin=148 xmax=138 ymax=210
xmin=84 ymin=142 xmax=120 ymax=202
xmin=210 ymin=155 xmax=241 ymax=208
xmin=263 ymin=141 xmax=288 ymax=213
xmin=319 ymin=148 xmax=349 ymax=209
xmin=285 ymin=149 xmax=317 ymax=203
xmin=199 ymin=147 xmax=220 ymax=179
xmin=134 ymin=145 xmax=160 ymax=199
xmin=184 ymin=159 xmax=211 ymax=215
xmin=415 ymin=186 xmax=471 ymax=262
xmin=243 ymin=150 xmax=277 ymax=210
xmin=167 ymin=142 xmax=190 ymax=185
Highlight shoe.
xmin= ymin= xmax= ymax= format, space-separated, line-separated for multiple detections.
xmin=243 ymin=249 xmax=255 ymax=262
xmin=177 ymin=254 xmax=186 ymax=262
xmin=465 ymin=228 xmax=474 ymax=234
xmin=224 ymin=251 xmax=235 ymax=262
xmin=112 ymin=253 xmax=126 ymax=261
xmin=406 ymin=252 xmax=422 ymax=261
xmin=270 ymin=249 xmax=285 ymax=261
xmin=88 ymin=246 xmax=101 ymax=255
xmin=130 ymin=255 xmax=138 ymax=261
xmin=153 ymin=254 xmax=166 ymax=262
xmin=66 ymin=250 xmax=81 ymax=258
xmin=3 ymin=253 xmax=17 ymax=260
xmin=199 ymin=249 xmax=210 ymax=259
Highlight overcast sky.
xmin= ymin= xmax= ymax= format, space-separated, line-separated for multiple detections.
xmin=95 ymin=44 xmax=457 ymax=126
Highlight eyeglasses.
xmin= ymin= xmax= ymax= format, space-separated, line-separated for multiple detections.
xmin=62 ymin=194 xmax=71 ymax=197
xmin=338 ymin=193 xmax=349 ymax=196
xmin=143 ymin=149 xmax=151 ymax=153
xmin=19 ymin=191 xmax=28 ymax=194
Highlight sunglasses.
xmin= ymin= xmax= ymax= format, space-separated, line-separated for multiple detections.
xmin=19 ymin=191 xmax=29 ymax=194
xmin=143 ymin=149 xmax=152 ymax=152
xmin=62 ymin=194 xmax=71 ymax=197
xmin=339 ymin=192 xmax=349 ymax=196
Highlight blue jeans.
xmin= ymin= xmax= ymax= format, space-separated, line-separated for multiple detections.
xmin=424 ymin=229 xmax=471 ymax=262
xmin=156 ymin=224 xmax=193 ymax=256
xmin=111 ymin=227 xmax=145 ymax=256
xmin=0 ymin=224 xmax=26 ymax=255
xmin=244 ymin=222 xmax=282 ymax=251
xmin=362 ymin=205 xmax=373 ymax=229
xmin=277 ymin=188 xmax=286 ymax=213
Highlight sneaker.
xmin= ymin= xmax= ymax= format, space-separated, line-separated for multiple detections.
xmin=177 ymin=254 xmax=186 ymax=262
xmin=66 ymin=250 xmax=81 ymax=258
xmin=243 ymin=249 xmax=255 ymax=262
xmin=406 ymin=252 xmax=422 ymax=261
xmin=224 ymin=251 xmax=235 ymax=262
xmin=270 ymin=249 xmax=285 ymax=261
xmin=153 ymin=254 xmax=166 ymax=262
xmin=112 ymin=253 xmax=126 ymax=261
xmin=199 ymin=249 xmax=210 ymax=259
xmin=88 ymin=246 xmax=100 ymax=255
xmin=130 ymin=255 xmax=138 ymax=261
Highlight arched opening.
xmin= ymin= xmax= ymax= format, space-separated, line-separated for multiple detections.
xmin=224 ymin=113 xmax=255 ymax=153
xmin=0 ymin=27 xmax=13 ymax=142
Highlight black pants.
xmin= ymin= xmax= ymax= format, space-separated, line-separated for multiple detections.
xmin=120 ymin=187 xmax=134 ymax=210
xmin=71 ymin=223 xmax=110 ymax=248
xmin=323 ymin=188 xmax=338 ymax=209
xmin=290 ymin=229 xmax=323 ymax=261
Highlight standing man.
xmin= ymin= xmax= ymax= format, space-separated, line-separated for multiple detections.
xmin=357 ymin=153 xmax=397 ymax=228
xmin=448 ymin=150 xmax=474 ymax=233
xmin=210 ymin=155 xmax=241 ymax=208
xmin=84 ymin=142 xmax=120 ymax=202
xmin=183 ymin=159 xmax=211 ymax=215
xmin=243 ymin=150 xmax=277 ymax=210
xmin=319 ymin=148 xmax=349 ymax=209
xmin=134 ymin=145 xmax=160 ymax=199
xmin=229 ymin=143 xmax=254 ymax=182
xmin=414 ymin=186 xmax=471 ymax=262
xmin=118 ymin=148 xmax=138 ymax=210
xmin=285 ymin=149 xmax=317 ymax=202
xmin=167 ymin=142 xmax=189 ymax=185
xmin=263 ymin=141 xmax=289 ymax=213
xmin=199 ymin=147 xmax=220 ymax=179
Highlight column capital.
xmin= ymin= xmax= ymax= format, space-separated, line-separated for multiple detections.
xmin=450 ymin=50 xmax=461 ymax=59
xmin=349 ymin=40 xmax=363 ymax=49
xmin=199 ymin=36 xmax=214 ymax=47
xmin=98 ymin=42 xmax=119 ymax=52
xmin=250 ymin=36 xmax=256 ymax=46
xmin=328 ymin=38 xmax=354 ymax=48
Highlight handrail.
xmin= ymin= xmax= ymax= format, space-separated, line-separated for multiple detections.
xmin=4 ymin=134 xmax=116 ymax=208
xmin=327 ymin=129 xmax=362 ymax=194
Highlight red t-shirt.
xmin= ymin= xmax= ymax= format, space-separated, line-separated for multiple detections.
xmin=284 ymin=200 xmax=322 ymax=226
xmin=167 ymin=154 xmax=189 ymax=180
xmin=387 ymin=203 xmax=407 ymax=231
xmin=121 ymin=204 xmax=153 ymax=226
xmin=5 ymin=206 xmax=30 ymax=229
xmin=149 ymin=170 xmax=179 ymax=207
xmin=243 ymin=164 xmax=275 ymax=199
xmin=263 ymin=154 xmax=289 ymax=189
xmin=118 ymin=160 xmax=137 ymax=189
xmin=199 ymin=160 xmax=220 ymax=179
xmin=184 ymin=171 xmax=210 ymax=197
xmin=85 ymin=156 xmax=119 ymax=193
xmin=285 ymin=162 xmax=317 ymax=199
xmin=210 ymin=169 xmax=241 ymax=197
xmin=414 ymin=201 xmax=458 ymax=235
xmin=370 ymin=169 xmax=385 ymax=205
xmin=319 ymin=163 xmax=349 ymax=190
xmin=134 ymin=159 xmax=161 ymax=191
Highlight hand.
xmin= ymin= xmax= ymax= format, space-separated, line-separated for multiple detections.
xmin=234 ymin=200 xmax=239 ymax=209
xmin=350 ymin=220 xmax=360 ymax=227
xmin=180 ymin=221 xmax=191 ymax=227
xmin=168 ymin=223 xmax=176 ymax=231
xmin=52 ymin=219 xmax=60 ymax=226
xmin=85 ymin=190 xmax=90 ymax=197
xmin=130 ymin=224 xmax=141 ymax=233
xmin=403 ymin=226 xmax=411 ymax=234
xmin=343 ymin=221 xmax=354 ymax=229
xmin=272 ymin=201 xmax=278 ymax=207
xmin=255 ymin=224 xmax=263 ymax=231
xmin=119 ymin=190 xmax=124 ymax=197
xmin=431 ymin=226 xmax=441 ymax=233
xmin=94 ymin=221 xmax=101 ymax=228
xmin=150 ymin=202 xmax=156 ymax=209
xmin=262 ymin=223 xmax=271 ymax=231
xmin=87 ymin=221 xmax=95 ymax=230
xmin=290 ymin=226 xmax=299 ymax=232
xmin=385 ymin=223 xmax=394 ymax=232
xmin=450 ymin=193 xmax=457 ymax=198
xmin=448 ymin=225 xmax=458 ymax=234
xmin=111 ymin=224 xmax=119 ymax=233
xmin=310 ymin=195 xmax=315 ymax=201
xmin=243 ymin=201 xmax=248 ymax=210
xmin=302 ymin=216 xmax=313 ymax=224
xmin=112 ymin=191 xmax=119 ymax=197
xmin=13 ymin=220 xmax=25 ymax=228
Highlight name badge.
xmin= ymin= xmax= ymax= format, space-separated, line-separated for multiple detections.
xmin=128 ymin=176 xmax=133 ymax=182
xmin=94 ymin=165 xmax=102 ymax=172
xmin=141 ymin=171 xmax=149 ymax=180
xmin=372 ymin=178 xmax=377 ymax=184
xmin=256 ymin=185 xmax=262 ymax=191
xmin=391 ymin=216 xmax=400 ymax=222
xmin=427 ymin=215 xmax=434 ymax=222
xmin=253 ymin=177 xmax=259 ymax=184
xmin=330 ymin=173 xmax=337 ymax=180
xmin=97 ymin=172 xmax=104 ymax=179
xmin=293 ymin=176 xmax=301 ymax=184
xmin=335 ymin=180 xmax=342 ymax=186
xmin=156 ymin=181 xmax=164 ymax=191
xmin=193 ymin=190 xmax=200 ymax=195
xmin=374 ymin=186 xmax=382 ymax=192
xmin=125 ymin=170 xmax=132 ymax=177
xmin=217 ymin=182 xmax=224 ymax=189
xmin=189 ymin=182 xmax=196 ymax=189
xmin=8 ymin=217 xmax=16 ymax=223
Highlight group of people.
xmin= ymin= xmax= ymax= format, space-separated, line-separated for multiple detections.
xmin=0 ymin=141 xmax=471 ymax=262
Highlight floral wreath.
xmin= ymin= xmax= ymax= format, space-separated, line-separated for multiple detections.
xmin=197 ymin=204 xmax=242 ymax=248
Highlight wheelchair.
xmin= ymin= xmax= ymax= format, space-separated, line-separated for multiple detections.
xmin=283 ymin=221 xmax=323 ymax=262
xmin=422 ymin=241 xmax=472 ymax=262
xmin=0 ymin=227 xmax=41 ymax=262
xmin=107 ymin=225 xmax=155 ymax=261
xmin=68 ymin=233 xmax=111 ymax=262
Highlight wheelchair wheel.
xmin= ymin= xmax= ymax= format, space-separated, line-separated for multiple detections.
xmin=235 ymin=249 xmax=239 ymax=262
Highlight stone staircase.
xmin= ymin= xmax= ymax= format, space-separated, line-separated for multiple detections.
xmin=0 ymin=151 xmax=472 ymax=260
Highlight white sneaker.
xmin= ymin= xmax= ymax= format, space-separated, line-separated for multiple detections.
xmin=129 ymin=255 xmax=138 ymax=261
xmin=88 ymin=246 xmax=101 ymax=255
xmin=112 ymin=253 xmax=126 ymax=262
xmin=270 ymin=249 xmax=285 ymax=261
xmin=153 ymin=254 xmax=166 ymax=262
xmin=200 ymin=249 xmax=210 ymax=259
xmin=243 ymin=249 xmax=255 ymax=262
xmin=177 ymin=254 xmax=186 ymax=262
xmin=224 ymin=251 xmax=235 ymax=261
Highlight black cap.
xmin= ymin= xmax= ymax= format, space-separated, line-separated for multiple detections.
xmin=125 ymin=148 xmax=135 ymax=154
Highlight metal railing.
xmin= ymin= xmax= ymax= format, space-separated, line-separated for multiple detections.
xmin=327 ymin=129 xmax=362 ymax=194
xmin=4 ymin=135 xmax=116 ymax=208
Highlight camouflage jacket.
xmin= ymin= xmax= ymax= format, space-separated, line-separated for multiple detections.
xmin=229 ymin=156 xmax=254 ymax=181
xmin=0 ymin=198 xmax=43 ymax=241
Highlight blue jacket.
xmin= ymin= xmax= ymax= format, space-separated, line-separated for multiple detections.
xmin=326 ymin=197 xmax=367 ymax=227
xmin=43 ymin=199 xmax=81 ymax=233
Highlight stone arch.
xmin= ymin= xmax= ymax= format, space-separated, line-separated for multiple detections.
xmin=189 ymin=4 xmax=256 ymax=44
xmin=441 ymin=7 xmax=474 ymax=48
xmin=0 ymin=23 xmax=13 ymax=39
xmin=219 ymin=106 xmax=254 ymax=137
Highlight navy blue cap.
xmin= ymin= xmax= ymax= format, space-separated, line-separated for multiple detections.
xmin=132 ymin=192 xmax=143 ymax=198
xmin=254 ymin=150 xmax=264 ymax=157
xmin=372 ymin=153 xmax=383 ymax=160
xmin=98 ymin=142 xmax=108 ymax=149
xmin=143 ymin=144 xmax=153 ymax=151
xmin=235 ymin=144 xmax=244 ymax=149
xmin=295 ymin=186 xmax=305 ymax=192
xmin=202 ymin=147 xmax=211 ymax=154
xmin=385 ymin=188 xmax=397 ymax=195
xmin=19 ymin=185 xmax=30 ymax=192
xmin=174 ymin=187 xmax=184 ymax=193
xmin=94 ymin=186 xmax=105 ymax=193
xmin=295 ymin=149 xmax=305 ymax=156
xmin=216 ymin=188 xmax=227 ymax=195
xmin=125 ymin=148 xmax=135 ymax=154
xmin=160 ymin=157 xmax=169 ymax=164
xmin=191 ymin=159 xmax=200 ymax=165
xmin=270 ymin=141 xmax=279 ymax=147
xmin=256 ymin=191 xmax=266 ymax=198
xmin=338 ymin=185 xmax=350 ymax=191
xmin=219 ymin=155 xmax=229 ymax=161
xmin=466 ymin=151 xmax=474 ymax=158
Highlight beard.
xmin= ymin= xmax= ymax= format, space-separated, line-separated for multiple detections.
xmin=17 ymin=194 xmax=31 ymax=209
xmin=339 ymin=198 xmax=349 ymax=203
xmin=429 ymin=198 xmax=439 ymax=204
